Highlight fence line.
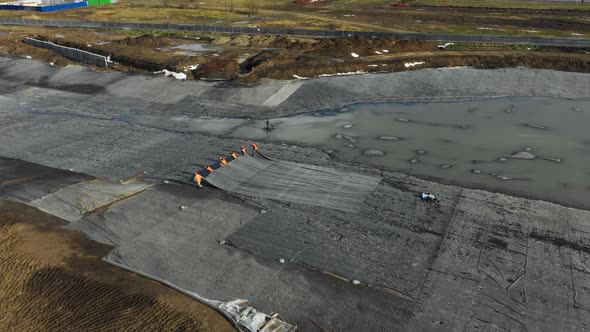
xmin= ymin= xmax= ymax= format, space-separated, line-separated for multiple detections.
xmin=2 ymin=17 xmax=589 ymax=48
xmin=24 ymin=37 xmax=110 ymax=67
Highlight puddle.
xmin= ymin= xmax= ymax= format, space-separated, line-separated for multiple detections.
xmin=171 ymin=43 xmax=216 ymax=56
xmin=227 ymin=96 xmax=590 ymax=209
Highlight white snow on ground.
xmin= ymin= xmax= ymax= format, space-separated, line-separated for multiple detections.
xmin=351 ymin=52 xmax=359 ymax=58
xmin=318 ymin=71 xmax=367 ymax=77
xmin=477 ymin=27 xmax=505 ymax=31
xmin=154 ymin=69 xmax=187 ymax=80
xmin=382 ymin=49 xmax=389 ymax=53
xmin=404 ymin=61 xmax=425 ymax=68
xmin=438 ymin=42 xmax=454 ymax=49
xmin=375 ymin=51 xmax=382 ymax=55
xmin=292 ymin=74 xmax=309 ymax=80
xmin=185 ymin=64 xmax=200 ymax=71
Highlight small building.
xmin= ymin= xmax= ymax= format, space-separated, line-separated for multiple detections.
xmin=0 ymin=0 xmax=111 ymax=12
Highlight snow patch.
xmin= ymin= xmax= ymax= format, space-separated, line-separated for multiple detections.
xmin=351 ymin=52 xmax=359 ymax=58
xmin=477 ymin=27 xmax=505 ymax=31
xmin=437 ymin=42 xmax=454 ymax=49
xmin=404 ymin=61 xmax=425 ymax=68
xmin=374 ymin=51 xmax=382 ymax=55
xmin=292 ymin=74 xmax=309 ymax=80
xmin=382 ymin=49 xmax=389 ymax=53
xmin=185 ymin=64 xmax=200 ymax=71
xmin=318 ymin=71 xmax=367 ymax=77
xmin=154 ymin=69 xmax=187 ymax=80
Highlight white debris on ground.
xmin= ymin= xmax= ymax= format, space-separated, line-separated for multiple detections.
xmin=572 ymin=33 xmax=584 ymax=36
xmin=218 ymin=299 xmax=296 ymax=332
xmin=343 ymin=14 xmax=355 ymax=17
xmin=154 ymin=69 xmax=187 ymax=80
xmin=279 ymin=258 xmax=285 ymax=263
xmin=352 ymin=280 xmax=360 ymax=285
xmin=25 ymin=55 xmax=32 ymax=59
xmin=438 ymin=42 xmax=454 ymax=49
xmin=292 ymin=74 xmax=309 ymax=80
xmin=318 ymin=71 xmax=367 ymax=77
xmin=351 ymin=52 xmax=360 ymax=58
xmin=185 ymin=64 xmax=200 ymax=71
xmin=368 ymin=64 xmax=378 ymax=67
xmin=375 ymin=51 xmax=383 ymax=55
xmin=382 ymin=49 xmax=389 ymax=53
xmin=404 ymin=61 xmax=425 ymax=68
xmin=523 ymin=30 xmax=539 ymax=33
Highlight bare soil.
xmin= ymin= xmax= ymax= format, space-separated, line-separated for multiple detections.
xmin=1 ymin=26 xmax=589 ymax=82
xmin=0 ymin=198 xmax=235 ymax=332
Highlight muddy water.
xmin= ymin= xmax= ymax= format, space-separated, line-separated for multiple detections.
xmin=229 ymin=97 xmax=590 ymax=209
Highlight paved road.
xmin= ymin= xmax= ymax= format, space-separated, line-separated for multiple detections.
xmin=1 ymin=17 xmax=589 ymax=48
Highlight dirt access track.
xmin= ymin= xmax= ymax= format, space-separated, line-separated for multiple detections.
xmin=1 ymin=26 xmax=589 ymax=82
xmin=0 ymin=198 xmax=235 ymax=331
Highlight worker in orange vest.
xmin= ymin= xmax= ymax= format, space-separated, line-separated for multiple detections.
xmin=230 ymin=151 xmax=238 ymax=160
xmin=219 ymin=157 xmax=228 ymax=166
xmin=205 ymin=166 xmax=214 ymax=173
xmin=251 ymin=143 xmax=258 ymax=151
xmin=194 ymin=172 xmax=203 ymax=188
xmin=240 ymin=145 xmax=247 ymax=155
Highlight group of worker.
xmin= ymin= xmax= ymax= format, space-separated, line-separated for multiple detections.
xmin=193 ymin=143 xmax=258 ymax=188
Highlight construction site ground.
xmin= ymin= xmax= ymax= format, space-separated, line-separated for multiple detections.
xmin=1 ymin=26 xmax=589 ymax=82
xmin=0 ymin=197 xmax=235 ymax=331
xmin=1 ymin=56 xmax=589 ymax=330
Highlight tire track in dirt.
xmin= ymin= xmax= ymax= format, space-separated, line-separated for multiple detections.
xmin=0 ymin=199 xmax=235 ymax=332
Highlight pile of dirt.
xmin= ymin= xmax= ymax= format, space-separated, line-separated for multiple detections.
xmin=307 ymin=37 xmax=438 ymax=57
xmin=217 ymin=34 xmax=318 ymax=49
xmin=0 ymin=198 xmax=234 ymax=332
xmin=113 ymin=34 xmax=172 ymax=48
xmin=242 ymin=51 xmax=590 ymax=81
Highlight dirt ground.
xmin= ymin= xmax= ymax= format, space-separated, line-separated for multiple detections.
xmin=0 ymin=198 xmax=235 ymax=332
xmin=2 ymin=0 xmax=588 ymax=37
xmin=1 ymin=26 xmax=589 ymax=82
